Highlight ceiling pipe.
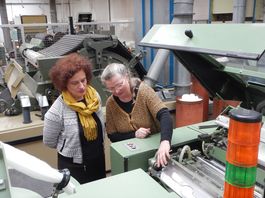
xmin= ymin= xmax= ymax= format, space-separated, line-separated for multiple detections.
xmin=144 ymin=0 xmax=194 ymax=97
xmin=263 ymin=0 xmax=265 ymax=22
xmin=49 ymin=0 xmax=58 ymax=23
xmin=232 ymin=0 xmax=246 ymax=23
xmin=0 ymin=0 xmax=13 ymax=53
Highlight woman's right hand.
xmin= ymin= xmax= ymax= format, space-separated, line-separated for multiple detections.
xmin=135 ymin=127 xmax=151 ymax=138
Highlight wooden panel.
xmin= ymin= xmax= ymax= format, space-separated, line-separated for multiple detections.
xmin=193 ymin=0 xmax=209 ymax=21
xmin=20 ymin=15 xmax=47 ymax=33
xmin=212 ymin=0 xmax=232 ymax=14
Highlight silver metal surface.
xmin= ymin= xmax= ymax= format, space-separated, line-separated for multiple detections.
xmin=160 ymin=160 xmax=224 ymax=198
xmin=258 ymin=142 xmax=265 ymax=167
xmin=38 ymin=34 xmax=89 ymax=57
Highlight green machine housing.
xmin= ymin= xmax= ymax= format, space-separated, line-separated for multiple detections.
xmin=110 ymin=23 xmax=265 ymax=182
xmin=111 ymin=121 xmax=218 ymax=175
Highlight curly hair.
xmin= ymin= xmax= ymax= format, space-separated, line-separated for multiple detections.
xmin=49 ymin=53 xmax=92 ymax=92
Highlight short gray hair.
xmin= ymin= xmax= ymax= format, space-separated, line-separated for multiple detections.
xmin=101 ymin=63 xmax=130 ymax=83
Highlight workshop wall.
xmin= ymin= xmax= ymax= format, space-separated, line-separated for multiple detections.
xmin=0 ymin=0 xmax=134 ymax=43
xmin=3 ymin=0 xmax=133 ymax=23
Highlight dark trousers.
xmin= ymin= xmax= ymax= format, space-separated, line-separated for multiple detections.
xmin=58 ymin=152 xmax=106 ymax=184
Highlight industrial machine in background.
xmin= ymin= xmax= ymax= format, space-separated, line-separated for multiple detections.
xmin=0 ymin=44 xmax=6 ymax=88
xmin=0 ymin=11 xmax=142 ymax=118
xmin=140 ymin=23 xmax=265 ymax=113
xmin=0 ymin=32 xmax=146 ymax=117
xmin=19 ymin=15 xmax=66 ymax=50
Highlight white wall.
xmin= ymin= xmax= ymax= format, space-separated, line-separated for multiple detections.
xmin=0 ymin=0 xmax=135 ymax=43
xmin=5 ymin=1 xmax=51 ymax=23
xmin=193 ymin=0 xmax=209 ymax=22
xmin=3 ymin=0 xmax=134 ymax=24
xmin=110 ymin=0 xmax=133 ymax=21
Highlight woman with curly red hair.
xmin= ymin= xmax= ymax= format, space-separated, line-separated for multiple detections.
xmin=43 ymin=53 xmax=106 ymax=184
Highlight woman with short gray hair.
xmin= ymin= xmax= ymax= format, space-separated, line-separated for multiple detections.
xmin=101 ymin=63 xmax=173 ymax=168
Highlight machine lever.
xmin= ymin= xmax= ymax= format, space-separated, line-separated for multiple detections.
xmin=185 ymin=30 xmax=193 ymax=38
xmin=52 ymin=169 xmax=71 ymax=198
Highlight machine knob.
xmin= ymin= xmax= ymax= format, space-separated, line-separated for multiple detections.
xmin=185 ymin=30 xmax=193 ymax=39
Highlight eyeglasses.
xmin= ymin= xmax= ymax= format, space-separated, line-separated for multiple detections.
xmin=106 ymin=78 xmax=126 ymax=93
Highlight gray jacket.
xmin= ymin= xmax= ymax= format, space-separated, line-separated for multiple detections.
xmin=43 ymin=94 xmax=105 ymax=164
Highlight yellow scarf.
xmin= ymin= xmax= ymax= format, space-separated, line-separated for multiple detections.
xmin=62 ymin=85 xmax=99 ymax=141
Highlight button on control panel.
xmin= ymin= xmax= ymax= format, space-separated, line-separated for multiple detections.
xmin=125 ymin=142 xmax=139 ymax=151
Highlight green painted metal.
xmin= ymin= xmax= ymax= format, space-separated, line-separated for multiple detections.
xmin=110 ymin=134 xmax=161 ymax=175
xmin=140 ymin=24 xmax=265 ymax=60
xmin=208 ymin=146 xmax=227 ymax=163
xmin=110 ymin=120 xmax=217 ymax=175
xmin=223 ymin=66 xmax=265 ymax=80
xmin=60 ymin=169 xmax=178 ymax=198
xmin=37 ymin=57 xmax=60 ymax=81
xmin=140 ymin=23 xmax=265 ymax=109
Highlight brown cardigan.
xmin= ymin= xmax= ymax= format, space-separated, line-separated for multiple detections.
xmin=105 ymin=82 xmax=167 ymax=134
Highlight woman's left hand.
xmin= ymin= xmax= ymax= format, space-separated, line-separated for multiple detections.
xmin=155 ymin=140 xmax=171 ymax=168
